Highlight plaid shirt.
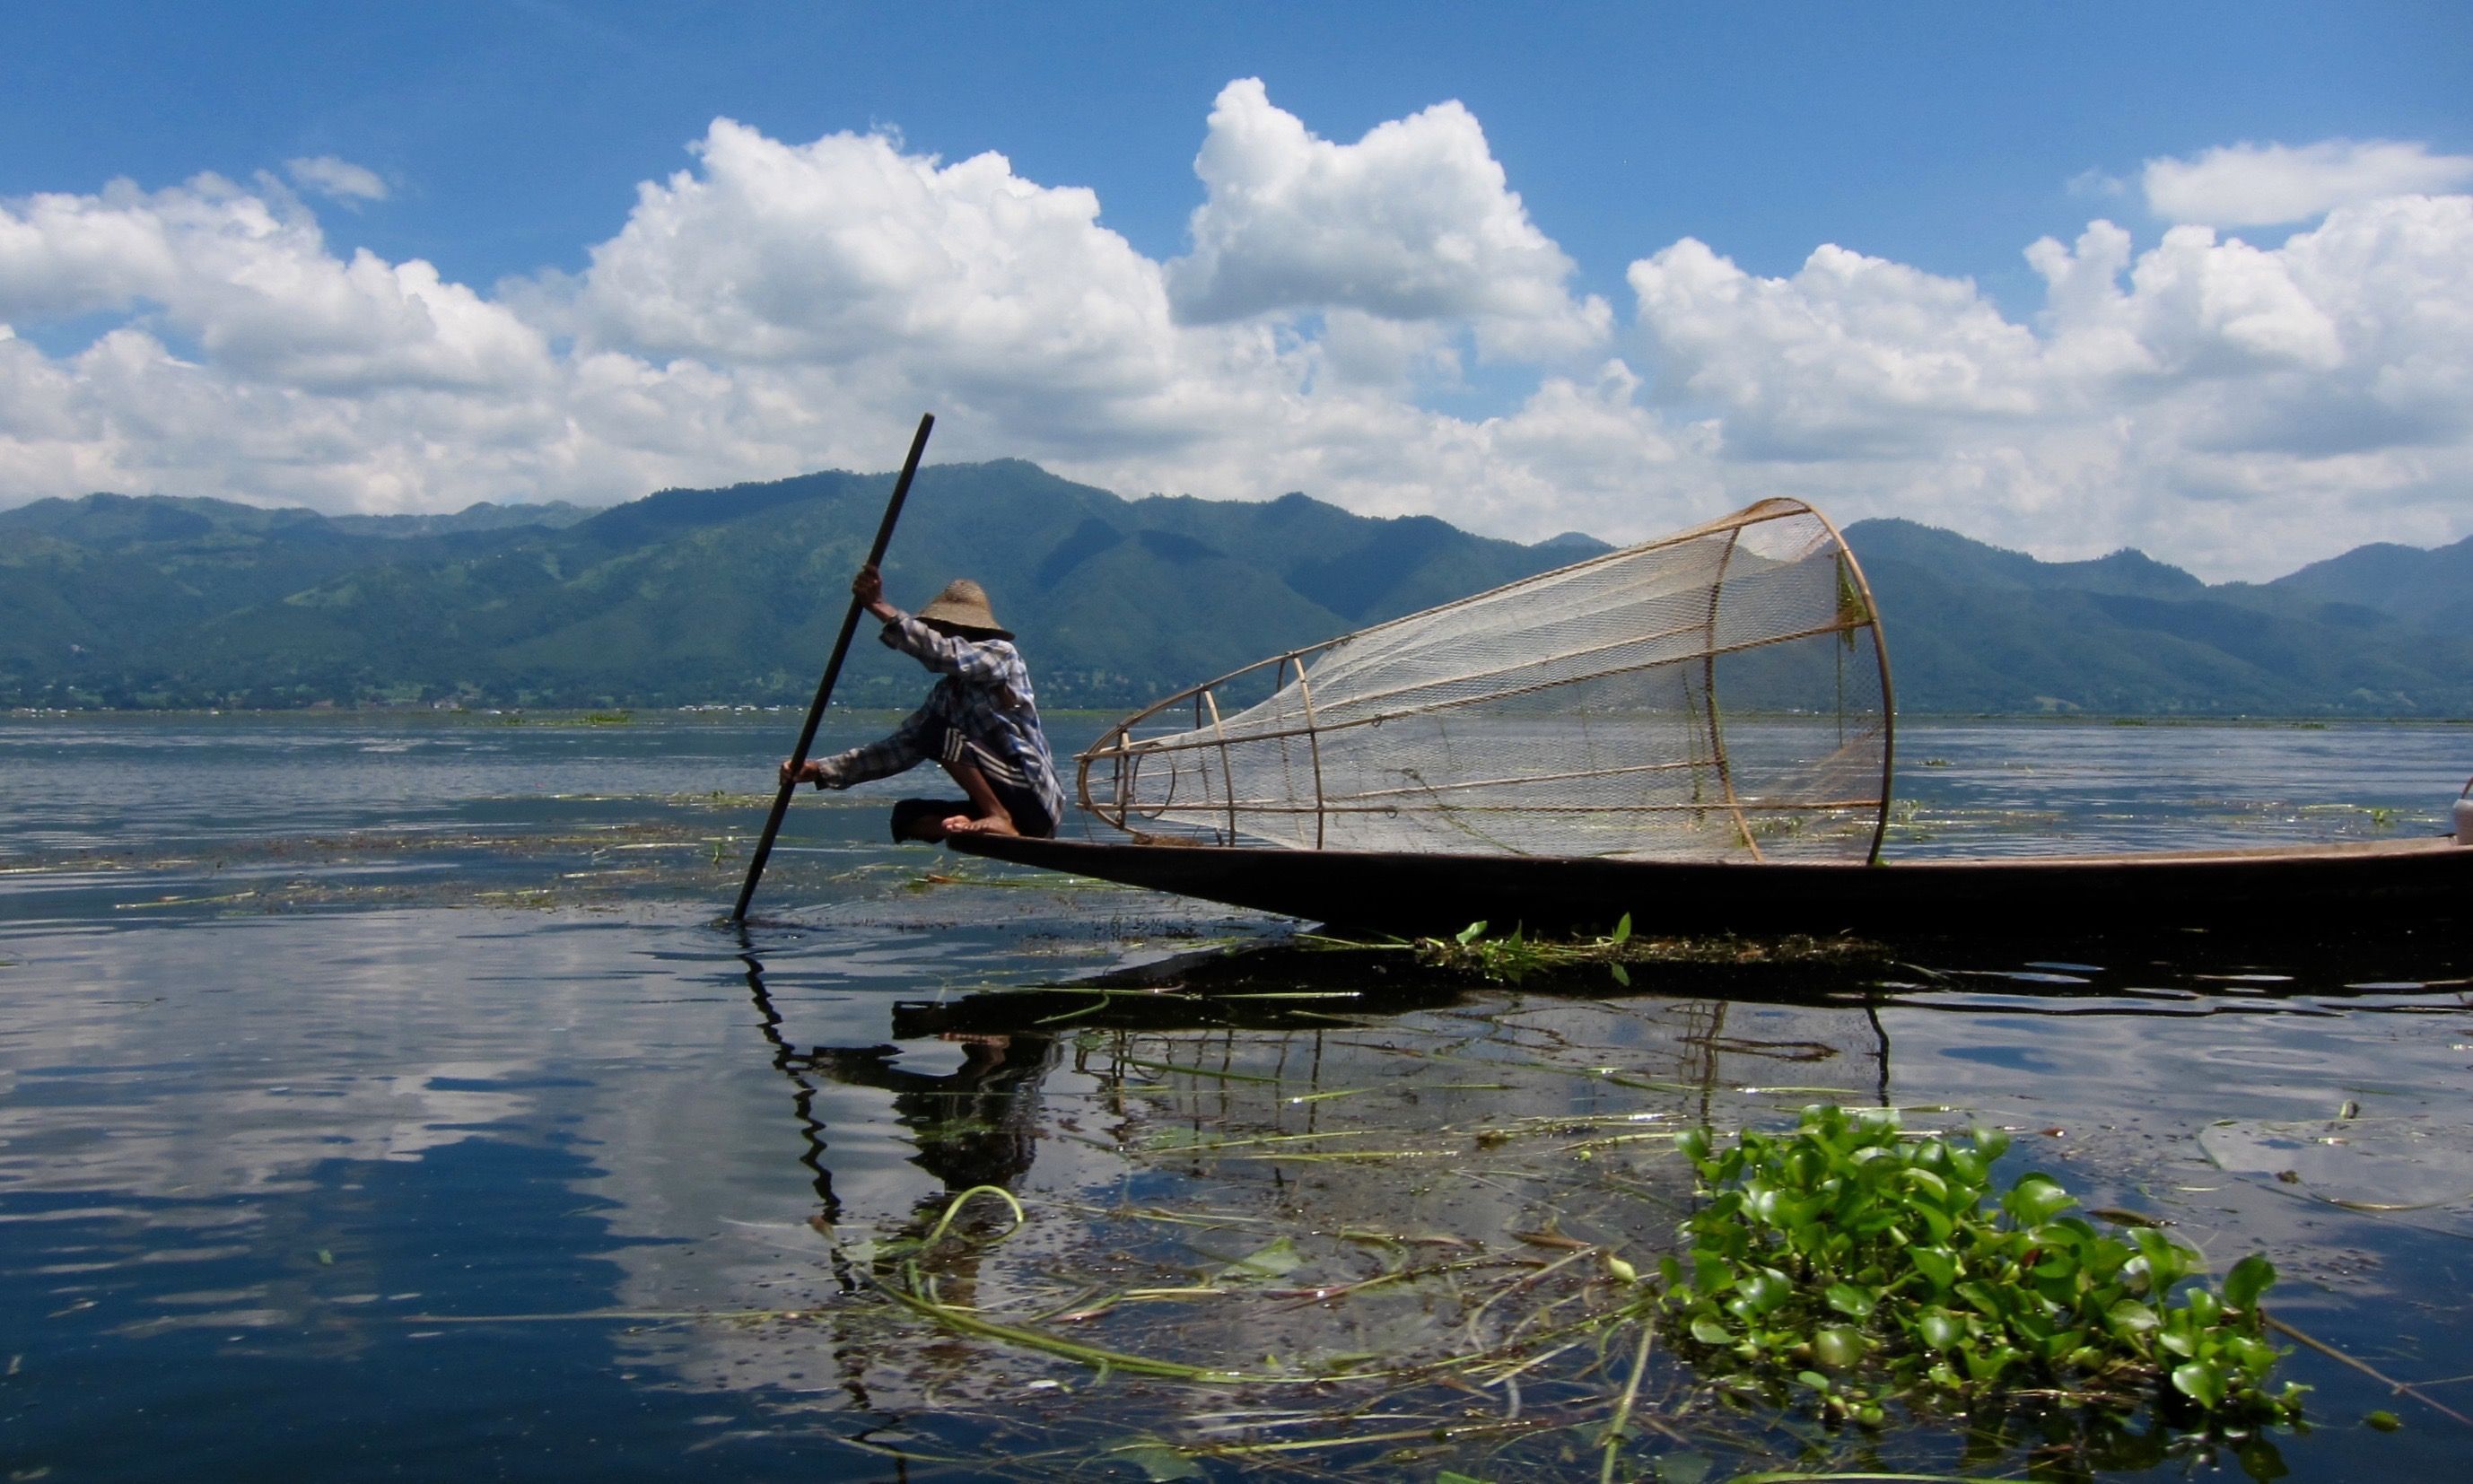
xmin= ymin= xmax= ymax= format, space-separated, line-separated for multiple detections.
xmin=809 ymin=613 xmax=1066 ymax=825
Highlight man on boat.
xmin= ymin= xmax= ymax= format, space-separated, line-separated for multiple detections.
xmin=779 ymin=566 xmax=1064 ymax=840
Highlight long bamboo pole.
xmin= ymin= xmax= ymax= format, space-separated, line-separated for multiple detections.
xmin=730 ymin=413 xmax=935 ymax=921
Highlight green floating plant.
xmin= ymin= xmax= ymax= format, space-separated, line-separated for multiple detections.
xmin=1656 ymin=1105 xmax=2306 ymax=1430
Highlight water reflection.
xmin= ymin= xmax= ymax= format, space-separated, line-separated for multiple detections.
xmin=4 ymin=715 xmax=2470 ymax=1480
xmin=693 ymin=928 xmax=2473 ymax=1479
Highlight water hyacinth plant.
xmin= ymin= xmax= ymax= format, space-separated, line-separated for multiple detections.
xmin=1656 ymin=1104 xmax=2306 ymax=1430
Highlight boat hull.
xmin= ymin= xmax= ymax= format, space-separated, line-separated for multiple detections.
xmin=947 ymin=834 xmax=2473 ymax=938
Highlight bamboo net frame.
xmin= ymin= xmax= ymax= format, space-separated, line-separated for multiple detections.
xmin=1078 ymin=498 xmax=1897 ymax=863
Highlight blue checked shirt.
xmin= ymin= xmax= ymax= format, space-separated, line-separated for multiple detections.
xmin=808 ymin=613 xmax=1066 ymax=825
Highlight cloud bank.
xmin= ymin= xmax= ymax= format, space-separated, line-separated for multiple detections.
xmin=2 ymin=90 xmax=2470 ymax=579
xmin=2143 ymin=139 xmax=2473 ymax=227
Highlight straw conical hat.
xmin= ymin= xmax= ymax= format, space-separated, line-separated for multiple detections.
xmin=916 ymin=579 xmax=1011 ymax=639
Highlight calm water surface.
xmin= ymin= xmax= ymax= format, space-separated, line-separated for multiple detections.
xmin=2 ymin=713 xmax=2469 ymax=1480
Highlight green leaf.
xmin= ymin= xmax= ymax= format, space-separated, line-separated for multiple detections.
xmin=2365 ymin=1410 xmax=2402 ymax=1432
xmin=2185 ymin=1288 xmax=2222 ymax=1328
xmin=1455 ymin=921 xmax=1488 ymax=946
xmin=2133 ymin=1226 xmax=2191 ymax=1290
xmin=1823 ymin=1282 xmax=1876 ymax=1320
xmin=1692 ymin=1248 xmax=1731 ymax=1292
xmin=1108 ymin=1442 xmax=1205 ymax=1480
xmin=1216 ymin=1236 xmax=1302 ymax=1281
xmin=1954 ymin=1280 xmax=2008 ymax=1319
xmin=2172 ymin=1358 xmax=2224 ymax=1410
xmin=1609 ymin=912 xmax=1632 ymax=944
xmin=2224 ymin=1252 xmax=2276 ymax=1313
xmin=1690 ymin=1316 xmax=1734 ymax=1346
xmin=1917 ymin=1309 xmax=1964 ymax=1349
xmin=2002 ymin=1174 xmax=2075 ymax=1226
xmin=1910 ymin=1246 xmax=1959 ymax=1293
xmin=1961 ymin=1342 xmax=2019 ymax=1384
xmin=1813 ymin=1325 xmax=1866 ymax=1370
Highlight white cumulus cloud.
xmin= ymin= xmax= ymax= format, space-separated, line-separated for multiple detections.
xmin=1165 ymin=79 xmax=1609 ymax=362
xmin=1624 ymin=190 xmax=2473 ymax=570
xmin=0 ymin=173 xmax=548 ymax=394
xmin=1630 ymin=239 xmax=2044 ymax=459
xmin=2143 ymin=139 xmax=2473 ymax=227
xmin=284 ymin=155 xmax=389 ymax=204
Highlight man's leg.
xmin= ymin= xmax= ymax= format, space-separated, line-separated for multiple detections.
xmin=937 ymin=755 xmax=1018 ymax=836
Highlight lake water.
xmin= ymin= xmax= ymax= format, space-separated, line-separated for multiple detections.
xmin=2 ymin=712 xmax=2469 ymax=1480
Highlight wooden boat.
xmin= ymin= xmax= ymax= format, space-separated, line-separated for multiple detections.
xmin=948 ymin=497 xmax=2472 ymax=937
xmin=948 ymin=832 xmax=2472 ymax=938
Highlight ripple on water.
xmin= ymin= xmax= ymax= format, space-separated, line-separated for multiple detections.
xmin=2 ymin=714 xmax=2470 ymax=1480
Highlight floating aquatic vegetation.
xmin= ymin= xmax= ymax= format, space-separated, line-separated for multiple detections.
xmin=1658 ymin=1105 xmax=2305 ymax=1431
xmin=1306 ymin=917 xmax=1884 ymax=989
xmin=806 ymin=1086 xmax=2310 ymax=1480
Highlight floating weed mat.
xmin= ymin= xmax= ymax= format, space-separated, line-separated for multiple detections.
xmin=770 ymin=994 xmax=2316 ymax=1481
xmin=1305 ymin=916 xmax=1890 ymax=991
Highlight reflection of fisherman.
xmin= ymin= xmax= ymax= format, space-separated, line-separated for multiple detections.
xmin=814 ymin=1034 xmax=1053 ymax=1196
xmin=780 ymin=566 xmax=1064 ymax=841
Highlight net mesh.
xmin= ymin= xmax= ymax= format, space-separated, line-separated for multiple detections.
xmin=1078 ymin=498 xmax=1894 ymax=862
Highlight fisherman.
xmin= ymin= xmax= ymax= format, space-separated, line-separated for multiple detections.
xmin=779 ymin=566 xmax=1064 ymax=841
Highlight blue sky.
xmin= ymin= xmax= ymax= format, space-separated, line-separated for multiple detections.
xmin=4 ymin=2 xmax=2470 ymax=576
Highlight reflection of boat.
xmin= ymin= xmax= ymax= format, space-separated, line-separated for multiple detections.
xmin=950 ymin=497 xmax=2473 ymax=936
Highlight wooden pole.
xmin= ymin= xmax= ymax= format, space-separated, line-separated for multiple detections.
xmin=730 ymin=413 xmax=935 ymax=922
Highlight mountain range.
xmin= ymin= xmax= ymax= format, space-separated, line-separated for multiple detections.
xmin=4 ymin=461 xmax=2469 ymax=716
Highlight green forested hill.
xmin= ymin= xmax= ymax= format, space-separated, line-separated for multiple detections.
xmin=0 ymin=465 xmax=1586 ymax=710
xmin=4 ymin=468 xmax=2469 ymax=715
xmin=1839 ymin=519 xmax=2473 ymax=715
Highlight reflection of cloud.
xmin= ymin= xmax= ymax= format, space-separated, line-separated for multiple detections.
xmin=1875 ymin=992 xmax=2473 ymax=1286
xmin=0 ymin=912 xmax=545 ymax=1209
xmin=1 ymin=1060 xmax=536 ymax=1202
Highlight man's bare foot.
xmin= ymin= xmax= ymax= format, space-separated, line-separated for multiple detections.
xmin=942 ymin=813 xmax=1019 ymax=836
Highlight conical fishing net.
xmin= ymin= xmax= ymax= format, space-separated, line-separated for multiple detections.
xmin=1078 ymin=498 xmax=1894 ymax=862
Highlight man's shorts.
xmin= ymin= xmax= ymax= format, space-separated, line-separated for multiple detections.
xmin=891 ymin=723 xmax=1057 ymax=841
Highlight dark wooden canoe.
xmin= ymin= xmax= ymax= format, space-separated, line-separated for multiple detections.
xmin=945 ymin=833 xmax=2473 ymax=938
